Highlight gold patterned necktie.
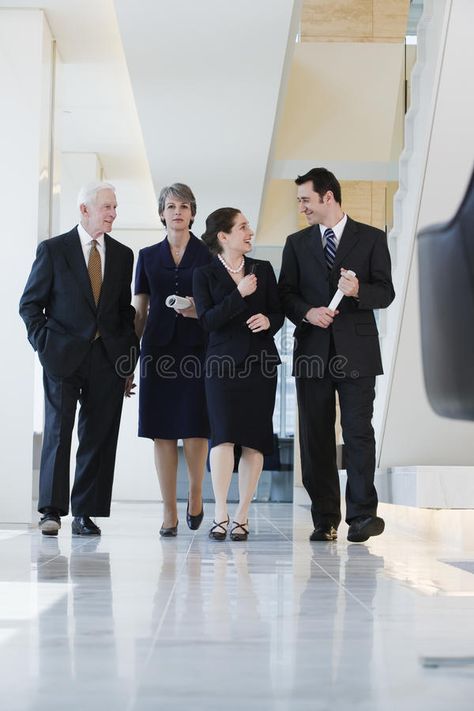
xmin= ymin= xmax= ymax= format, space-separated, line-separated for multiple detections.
xmin=88 ymin=239 xmax=102 ymax=305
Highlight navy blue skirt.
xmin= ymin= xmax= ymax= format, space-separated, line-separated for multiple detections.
xmin=138 ymin=341 xmax=209 ymax=440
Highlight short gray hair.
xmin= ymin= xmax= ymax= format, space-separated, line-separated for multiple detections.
xmin=158 ymin=183 xmax=197 ymax=226
xmin=77 ymin=181 xmax=116 ymax=209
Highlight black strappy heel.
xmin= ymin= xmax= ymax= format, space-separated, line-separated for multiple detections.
xmin=209 ymin=516 xmax=229 ymax=541
xmin=230 ymin=521 xmax=249 ymax=541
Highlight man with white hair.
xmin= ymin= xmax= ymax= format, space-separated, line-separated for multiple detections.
xmin=20 ymin=181 xmax=139 ymax=536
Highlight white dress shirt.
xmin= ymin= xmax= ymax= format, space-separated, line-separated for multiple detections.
xmin=319 ymin=213 xmax=347 ymax=250
xmin=77 ymin=223 xmax=106 ymax=278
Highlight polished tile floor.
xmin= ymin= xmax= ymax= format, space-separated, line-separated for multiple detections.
xmin=1 ymin=501 xmax=474 ymax=710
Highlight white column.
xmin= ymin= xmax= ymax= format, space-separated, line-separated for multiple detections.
xmin=0 ymin=9 xmax=54 ymax=523
xmin=59 ymin=153 xmax=102 ymax=232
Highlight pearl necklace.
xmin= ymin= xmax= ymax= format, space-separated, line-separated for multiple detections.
xmin=218 ymin=254 xmax=244 ymax=273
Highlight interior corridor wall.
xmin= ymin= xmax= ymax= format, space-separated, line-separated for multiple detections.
xmin=379 ymin=0 xmax=474 ymax=467
xmin=0 ymin=9 xmax=54 ymax=522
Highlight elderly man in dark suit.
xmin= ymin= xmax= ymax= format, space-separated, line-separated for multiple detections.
xmin=20 ymin=181 xmax=139 ymax=536
xmin=279 ymin=168 xmax=395 ymax=543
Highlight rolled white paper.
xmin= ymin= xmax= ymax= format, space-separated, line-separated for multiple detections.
xmin=165 ymin=294 xmax=192 ymax=309
xmin=328 ymin=270 xmax=356 ymax=311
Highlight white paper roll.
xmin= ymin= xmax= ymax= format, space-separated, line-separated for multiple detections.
xmin=165 ymin=294 xmax=192 ymax=309
xmin=328 ymin=270 xmax=356 ymax=311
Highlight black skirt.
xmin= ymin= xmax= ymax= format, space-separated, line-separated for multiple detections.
xmin=205 ymin=364 xmax=277 ymax=455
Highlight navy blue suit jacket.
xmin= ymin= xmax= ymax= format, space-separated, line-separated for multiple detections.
xmin=135 ymin=234 xmax=212 ymax=349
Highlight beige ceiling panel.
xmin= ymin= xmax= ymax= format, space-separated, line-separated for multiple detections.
xmin=373 ymin=0 xmax=410 ymax=41
xmin=301 ymin=0 xmax=410 ymax=43
xmin=301 ymin=0 xmax=372 ymax=42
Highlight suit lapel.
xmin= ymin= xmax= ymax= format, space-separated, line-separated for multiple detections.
xmin=305 ymin=226 xmax=326 ymax=270
xmin=62 ymin=228 xmax=96 ymax=313
xmin=334 ymin=217 xmax=360 ymax=271
xmin=210 ymin=256 xmax=237 ymax=293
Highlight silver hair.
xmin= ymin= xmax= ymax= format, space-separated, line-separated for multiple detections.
xmin=158 ymin=183 xmax=197 ymax=226
xmin=77 ymin=181 xmax=116 ymax=209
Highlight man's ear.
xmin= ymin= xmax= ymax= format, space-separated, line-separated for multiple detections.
xmin=79 ymin=203 xmax=88 ymax=217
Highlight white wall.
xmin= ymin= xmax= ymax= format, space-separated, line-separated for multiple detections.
xmin=0 ymin=9 xmax=53 ymax=522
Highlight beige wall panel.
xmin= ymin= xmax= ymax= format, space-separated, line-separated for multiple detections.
xmin=340 ymin=180 xmax=372 ymax=224
xmin=371 ymin=180 xmax=386 ymax=230
xmin=286 ymin=180 xmax=396 ymax=235
xmin=373 ymin=0 xmax=410 ymax=41
xmin=385 ymin=180 xmax=398 ymax=231
xmin=275 ymin=43 xmax=405 ymax=162
xmin=301 ymin=0 xmax=372 ymax=42
xmin=257 ymin=179 xmax=300 ymax=244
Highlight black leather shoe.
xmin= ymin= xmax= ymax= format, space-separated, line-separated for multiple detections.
xmin=309 ymin=524 xmax=337 ymax=541
xmin=160 ymin=521 xmax=178 ymax=537
xmin=39 ymin=511 xmax=61 ymax=536
xmin=186 ymin=501 xmax=204 ymax=530
xmin=347 ymin=515 xmax=384 ymax=543
xmin=72 ymin=516 xmax=101 ymax=536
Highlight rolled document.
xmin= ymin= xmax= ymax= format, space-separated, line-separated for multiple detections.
xmin=165 ymin=295 xmax=192 ymax=309
xmin=328 ymin=270 xmax=356 ymax=311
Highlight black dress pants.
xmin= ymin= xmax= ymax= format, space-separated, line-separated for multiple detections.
xmin=38 ymin=338 xmax=125 ymax=516
xmin=296 ymin=371 xmax=378 ymax=527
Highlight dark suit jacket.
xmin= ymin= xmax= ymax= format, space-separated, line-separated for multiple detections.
xmin=19 ymin=227 xmax=139 ymax=378
xmin=193 ymin=256 xmax=284 ymax=368
xmin=278 ymin=217 xmax=395 ymax=378
xmin=134 ymin=233 xmax=211 ymax=349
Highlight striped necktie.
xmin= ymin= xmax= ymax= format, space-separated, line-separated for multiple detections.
xmin=324 ymin=228 xmax=337 ymax=270
xmin=88 ymin=239 xmax=102 ymax=305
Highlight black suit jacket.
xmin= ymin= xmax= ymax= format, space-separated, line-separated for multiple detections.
xmin=278 ymin=217 xmax=395 ymax=378
xmin=19 ymin=227 xmax=139 ymax=378
xmin=193 ymin=257 xmax=284 ymax=368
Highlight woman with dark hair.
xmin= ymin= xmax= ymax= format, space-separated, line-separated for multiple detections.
xmin=193 ymin=208 xmax=284 ymax=541
xmin=134 ymin=183 xmax=211 ymax=536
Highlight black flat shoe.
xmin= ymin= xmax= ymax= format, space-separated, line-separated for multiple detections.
xmin=347 ymin=515 xmax=384 ymax=543
xmin=72 ymin=516 xmax=101 ymax=536
xmin=230 ymin=521 xmax=249 ymax=541
xmin=160 ymin=521 xmax=178 ymax=537
xmin=186 ymin=501 xmax=204 ymax=530
xmin=209 ymin=517 xmax=229 ymax=541
xmin=309 ymin=524 xmax=338 ymax=541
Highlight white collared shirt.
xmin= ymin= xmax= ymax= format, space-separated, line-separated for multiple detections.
xmin=77 ymin=223 xmax=106 ymax=278
xmin=319 ymin=213 xmax=348 ymax=249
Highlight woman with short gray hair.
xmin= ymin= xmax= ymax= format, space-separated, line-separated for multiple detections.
xmin=134 ymin=183 xmax=212 ymax=536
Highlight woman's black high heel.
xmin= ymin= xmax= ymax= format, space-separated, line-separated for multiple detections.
xmin=186 ymin=500 xmax=204 ymax=530
xmin=230 ymin=521 xmax=249 ymax=541
xmin=160 ymin=521 xmax=178 ymax=537
xmin=209 ymin=516 xmax=229 ymax=541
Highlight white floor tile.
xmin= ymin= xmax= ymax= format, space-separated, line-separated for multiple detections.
xmin=0 ymin=502 xmax=474 ymax=710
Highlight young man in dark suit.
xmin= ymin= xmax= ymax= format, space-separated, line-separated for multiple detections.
xmin=20 ymin=182 xmax=139 ymax=536
xmin=278 ymin=168 xmax=395 ymax=543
